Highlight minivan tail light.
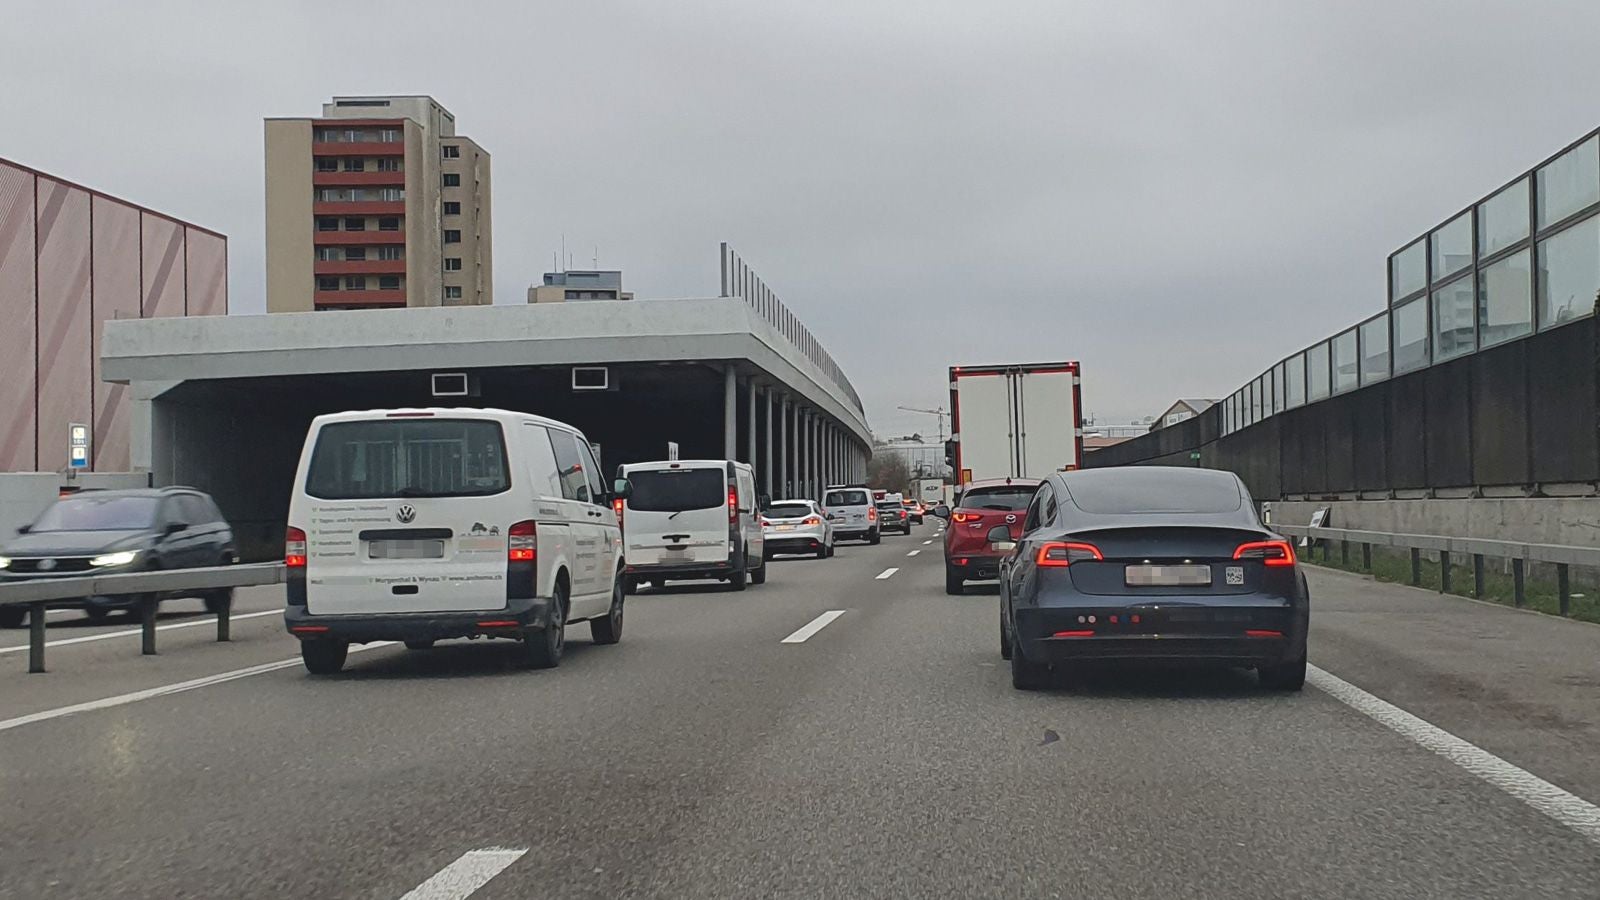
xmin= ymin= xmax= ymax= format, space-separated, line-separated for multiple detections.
xmin=728 ymin=488 xmax=738 ymax=525
xmin=508 ymin=520 xmax=537 ymax=562
xmin=1234 ymin=540 xmax=1295 ymax=567
xmin=867 ymin=507 xmax=878 ymax=522
xmin=613 ymin=497 xmax=625 ymax=528
xmin=1036 ymin=542 xmax=1103 ymax=567
xmin=285 ymin=527 xmax=307 ymax=568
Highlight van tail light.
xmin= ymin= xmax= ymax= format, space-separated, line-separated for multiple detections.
xmin=867 ymin=507 xmax=878 ymax=522
xmin=802 ymin=516 xmax=821 ymax=526
xmin=285 ymin=527 xmax=307 ymax=568
xmin=1036 ymin=541 xmax=1103 ymax=567
xmin=728 ymin=488 xmax=738 ymax=525
xmin=951 ymin=512 xmax=976 ymax=523
xmin=508 ymin=520 xmax=537 ymax=562
xmin=613 ymin=497 xmax=625 ymax=529
xmin=1234 ymin=540 xmax=1295 ymax=567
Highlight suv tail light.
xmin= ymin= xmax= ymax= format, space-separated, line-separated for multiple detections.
xmin=1036 ymin=541 xmax=1103 ymax=567
xmin=951 ymin=512 xmax=977 ymax=523
xmin=1234 ymin=540 xmax=1295 ymax=567
xmin=802 ymin=516 xmax=821 ymax=526
xmin=508 ymin=520 xmax=537 ymax=562
xmin=285 ymin=527 xmax=307 ymax=568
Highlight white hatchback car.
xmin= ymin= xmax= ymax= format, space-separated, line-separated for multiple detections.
xmin=761 ymin=499 xmax=834 ymax=559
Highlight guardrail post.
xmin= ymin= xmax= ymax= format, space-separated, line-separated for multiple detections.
xmin=1439 ymin=550 xmax=1452 ymax=594
xmin=140 ymin=597 xmax=158 ymax=655
xmin=216 ymin=594 xmax=232 ymax=642
xmin=1362 ymin=543 xmax=1371 ymax=571
xmin=28 ymin=602 xmax=46 ymax=674
xmin=1473 ymin=554 xmax=1485 ymax=598
xmin=1512 ymin=559 xmax=1526 ymax=608
xmin=1340 ymin=541 xmax=1349 ymax=566
xmin=1557 ymin=564 xmax=1571 ymax=617
xmin=1410 ymin=548 xmax=1422 ymax=586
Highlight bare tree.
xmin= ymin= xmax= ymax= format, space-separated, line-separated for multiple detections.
xmin=867 ymin=451 xmax=914 ymax=495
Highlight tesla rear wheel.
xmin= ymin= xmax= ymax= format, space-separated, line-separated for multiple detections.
xmin=522 ymin=584 xmax=567 ymax=669
xmin=945 ymin=569 xmax=964 ymax=595
xmin=591 ymin=574 xmax=624 ymax=645
xmin=1009 ymin=632 xmax=1050 ymax=691
xmin=1000 ymin=612 xmax=1013 ymax=660
xmin=1258 ymin=656 xmax=1306 ymax=691
xmin=301 ymin=638 xmax=349 ymax=675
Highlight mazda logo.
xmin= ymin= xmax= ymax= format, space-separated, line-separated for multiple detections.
xmin=396 ymin=505 xmax=416 ymax=524
xmin=1005 ymin=514 xmax=1016 ymax=524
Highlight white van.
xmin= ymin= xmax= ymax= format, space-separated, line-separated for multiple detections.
xmin=616 ymin=460 xmax=767 ymax=591
xmin=823 ymin=483 xmax=880 ymax=544
xmin=284 ymin=408 xmax=625 ymax=674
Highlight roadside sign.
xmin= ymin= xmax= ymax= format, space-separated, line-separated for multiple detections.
xmin=666 ymin=441 xmax=679 ymax=461
xmin=68 ymin=423 xmax=89 ymax=470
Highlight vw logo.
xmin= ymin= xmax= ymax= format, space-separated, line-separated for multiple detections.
xmin=37 ymin=558 xmax=56 ymax=571
xmin=395 ymin=505 xmax=416 ymax=524
xmin=1005 ymin=514 xmax=1016 ymax=524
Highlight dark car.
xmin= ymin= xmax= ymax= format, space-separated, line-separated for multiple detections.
xmin=934 ymin=477 xmax=1042 ymax=594
xmin=995 ymin=467 xmax=1308 ymax=692
xmin=875 ymin=500 xmax=911 ymax=535
xmin=0 ymin=487 xmax=238 ymax=627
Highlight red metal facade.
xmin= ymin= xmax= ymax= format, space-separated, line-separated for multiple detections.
xmin=0 ymin=157 xmax=228 ymax=473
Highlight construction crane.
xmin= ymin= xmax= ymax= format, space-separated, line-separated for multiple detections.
xmin=896 ymin=405 xmax=948 ymax=445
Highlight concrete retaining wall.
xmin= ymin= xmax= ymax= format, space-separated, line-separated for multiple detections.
xmin=1269 ymin=497 xmax=1600 ymax=548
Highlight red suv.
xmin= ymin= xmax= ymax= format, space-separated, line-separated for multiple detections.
xmin=937 ymin=478 xmax=1041 ymax=595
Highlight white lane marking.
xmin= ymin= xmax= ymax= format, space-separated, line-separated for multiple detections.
xmin=1309 ymin=664 xmax=1600 ymax=845
xmin=400 ymin=848 xmax=527 ymax=900
xmin=0 ymin=642 xmax=396 ymax=734
xmin=781 ymin=610 xmax=846 ymax=644
xmin=875 ymin=567 xmax=899 ymax=580
xmin=922 ymin=540 xmax=933 ymax=545
xmin=0 ymin=609 xmax=281 ymax=655
xmin=906 ymin=549 xmax=921 ymax=557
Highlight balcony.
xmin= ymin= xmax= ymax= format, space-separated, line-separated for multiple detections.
xmin=313 ymin=170 xmax=406 ymax=187
xmin=312 ymin=141 xmax=404 ymax=157
xmin=314 ymin=290 xmax=406 ymax=308
xmin=314 ymin=258 xmax=406 ymax=276
xmin=313 ymin=230 xmax=405 ymax=246
xmin=313 ymin=200 xmax=405 ymax=216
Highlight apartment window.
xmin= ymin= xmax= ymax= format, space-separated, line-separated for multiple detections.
xmin=344 ymin=217 xmax=366 ymax=231
xmin=317 ymin=189 xmax=345 ymax=202
xmin=343 ymin=158 xmax=365 ymax=173
xmin=317 ymin=277 xmax=340 ymax=292
xmin=377 ymin=246 xmax=403 ymax=261
xmin=345 ymin=276 xmax=367 ymax=291
xmin=442 ymin=145 xmax=461 ymax=159
xmin=314 ymin=128 xmax=336 ymax=142
xmin=442 ymin=173 xmax=461 ymax=187
xmin=378 ymin=217 xmax=400 ymax=232
xmin=376 ymin=158 xmax=400 ymax=172
xmin=316 ymin=247 xmax=342 ymax=262
xmin=377 ymin=188 xmax=402 ymax=202
xmin=379 ymin=275 xmax=400 ymax=291
xmin=315 ymin=157 xmax=338 ymax=172
xmin=379 ymin=129 xmax=400 ymax=143
xmin=444 ymin=286 xmax=463 ymax=300
xmin=444 ymin=257 xmax=463 ymax=271
xmin=443 ymin=201 xmax=461 ymax=215
xmin=316 ymin=217 xmax=339 ymax=232
xmin=443 ymin=229 xmax=461 ymax=243
xmin=345 ymin=247 xmax=367 ymax=262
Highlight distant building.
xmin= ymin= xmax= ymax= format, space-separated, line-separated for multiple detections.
xmin=528 ymin=270 xmax=633 ymax=303
xmin=265 ymin=95 xmax=492 ymax=312
xmin=1149 ymin=398 xmax=1217 ymax=431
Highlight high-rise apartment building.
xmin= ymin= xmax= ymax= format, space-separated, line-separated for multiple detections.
xmin=264 ymin=95 xmax=491 ymax=312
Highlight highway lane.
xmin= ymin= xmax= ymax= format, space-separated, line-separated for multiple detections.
xmin=2 ymin=523 xmax=1599 ymax=898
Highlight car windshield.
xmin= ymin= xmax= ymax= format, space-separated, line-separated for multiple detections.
xmin=628 ymin=468 xmax=725 ymax=512
xmin=825 ymin=490 xmax=869 ymax=506
xmin=765 ymin=503 xmax=812 ymax=519
xmin=30 ymin=496 xmax=160 ymax=532
xmin=957 ymin=487 xmax=1036 ymax=511
xmin=305 ymin=419 xmax=510 ymax=499
xmin=1066 ymin=471 xmax=1243 ymax=514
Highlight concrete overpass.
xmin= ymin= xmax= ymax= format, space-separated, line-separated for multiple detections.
xmin=102 ymin=297 xmax=871 ymax=558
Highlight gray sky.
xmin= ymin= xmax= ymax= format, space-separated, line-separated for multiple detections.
xmin=4 ymin=0 xmax=1599 ymax=434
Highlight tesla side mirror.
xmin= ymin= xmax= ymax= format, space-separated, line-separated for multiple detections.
xmin=611 ymin=478 xmax=633 ymax=500
xmin=986 ymin=525 xmax=1015 ymax=551
xmin=932 ymin=505 xmax=951 ymax=519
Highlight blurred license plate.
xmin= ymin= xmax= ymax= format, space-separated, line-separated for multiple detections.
xmin=775 ymin=524 xmax=796 ymax=531
xmin=368 ymin=539 xmax=444 ymax=560
xmin=1125 ymin=564 xmax=1211 ymax=586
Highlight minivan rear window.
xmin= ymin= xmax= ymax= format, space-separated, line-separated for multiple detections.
xmin=305 ymin=419 xmax=510 ymax=499
xmin=825 ymin=490 xmax=868 ymax=506
xmin=628 ymin=468 xmax=726 ymax=512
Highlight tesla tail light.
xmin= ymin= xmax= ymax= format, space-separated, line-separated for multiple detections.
xmin=508 ymin=520 xmax=537 ymax=562
xmin=802 ymin=516 xmax=821 ymax=526
xmin=951 ymin=512 xmax=976 ymax=523
xmin=1234 ymin=540 xmax=1295 ymax=567
xmin=285 ymin=527 xmax=307 ymax=568
xmin=1035 ymin=542 xmax=1103 ymax=567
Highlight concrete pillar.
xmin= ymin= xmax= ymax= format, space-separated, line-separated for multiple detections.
xmin=763 ymin=388 xmax=773 ymax=497
xmin=746 ymin=380 xmax=757 ymax=466
xmin=723 ymin=365 xmax=737 ymax=460
xmin=777 ymin=397 xmax=788 ymax=498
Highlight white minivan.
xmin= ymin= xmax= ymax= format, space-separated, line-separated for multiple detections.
xmin=284 ymin=408 xmax=625 ymax=674
xmin=616 ymin=460 xmax=767 ymax=591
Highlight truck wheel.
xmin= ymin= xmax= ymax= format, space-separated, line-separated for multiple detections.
xmin=301 ymin=638 xmax=349 ymax=675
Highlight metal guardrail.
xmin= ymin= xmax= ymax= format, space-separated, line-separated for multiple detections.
xmin=1277 ymin=524 xmax=1600 ymax=616
xmin=0 ymin=563 xmax=286 ymax=673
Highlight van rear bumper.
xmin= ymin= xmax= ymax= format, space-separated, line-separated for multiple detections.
xmin=284 ymin=596 xmax=551 ymax=643
xmin=625 ymin=559 xmax=736 ymax=581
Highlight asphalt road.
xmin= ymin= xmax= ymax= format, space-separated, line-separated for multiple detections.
xmin=2 ymin=522 xmax=1599 ymax=899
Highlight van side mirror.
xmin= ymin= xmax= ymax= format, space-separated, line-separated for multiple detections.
xmin=16 ymin=524 xmax=30 ymax=535
xmin=932 ymin=505 xmax=950 ymax=519
xmin=611 ymin=478 xmax=632 ymax=500
xmin=986 ymin=524 xmax=1015 ymax=551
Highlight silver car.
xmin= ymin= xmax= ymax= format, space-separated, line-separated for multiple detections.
xmin=762 ymin=499 xmax=835 ymax=559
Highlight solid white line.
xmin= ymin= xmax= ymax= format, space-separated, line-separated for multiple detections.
xmin=400 ymin=848 xmax=527 ymax=900
xmin=1309 ymin=664 xmax=1600 ymax=845
xmin=875 ymin=567 xmax=899 ymax=580
xmin=906 ymin=549 xmax=921 ymax=557
xmin=0 ymin=641 xmax=396 ymax=734
xmin=781 ymin=610 xmax=846 ymax=644
xmin=0 ymin=609 xmax=281 ymax=656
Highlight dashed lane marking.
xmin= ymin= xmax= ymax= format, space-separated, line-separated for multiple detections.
xmin=781 ymin=610 xmax=846 ymax=644
xmin=875 ymin=567 xmax=899 ymax=580
xmin=400 ymin=848 xmax=528 ymax=900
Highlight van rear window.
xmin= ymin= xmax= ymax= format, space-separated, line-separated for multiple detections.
xmin=305 ymin=419 xmax=509 ymax=499
xmin=628 ymin=469 xmax=725 ymax=512
xmin=825 ymin=490 xmax=868 ymax=506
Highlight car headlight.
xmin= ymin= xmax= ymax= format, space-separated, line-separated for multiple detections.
xmin=89 ymin=550 xmax=139 ymax=568
xmin=0 ymin=556 xmax=10 ymax=569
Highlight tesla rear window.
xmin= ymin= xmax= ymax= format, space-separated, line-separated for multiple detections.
xmin=31 ymin=496 xmax=159 ymax=531
xmin=825 ymin=490 xmax=868 ymax=506
xmin=628 ymin=469 xmax=726 ymax=512
xmin=1066 ymin=471 xmax=1243 ymax=514
xmin=765 ymin=503 xmax=812 ymax=518
xmin=958 ymin=487 xmax=1036 ymax=510
xmin=305 ymin=419 xmax=510 ymax=499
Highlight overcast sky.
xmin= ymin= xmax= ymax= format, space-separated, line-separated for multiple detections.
xmin=4 ymin=0 xmax=1599 ymax=434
